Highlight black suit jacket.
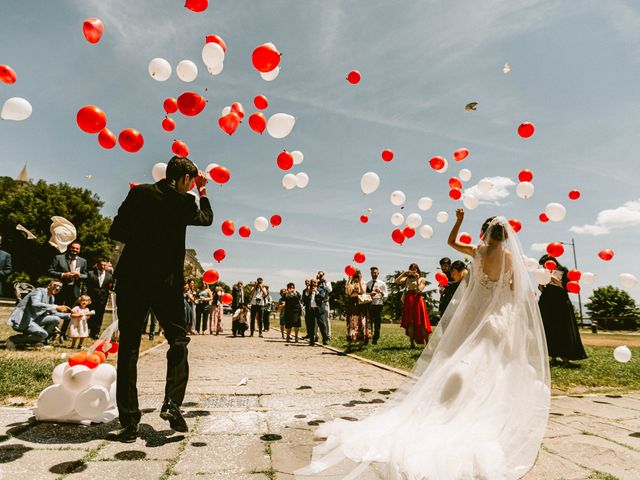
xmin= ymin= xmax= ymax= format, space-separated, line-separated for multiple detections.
xmin=109 ymin=180 xmax=213 ymax=287
xmin=86 ymin=269 xmax=113 ymax=305
xmin=48 ymin=253 xmax=88 ymax=300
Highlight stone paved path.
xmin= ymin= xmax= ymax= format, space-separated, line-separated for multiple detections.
xmin=1 ymin=322 xmax=640 ymax=479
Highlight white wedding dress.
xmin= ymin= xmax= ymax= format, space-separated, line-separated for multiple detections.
xmin=296 ymin=218 xmax=550 ymax=480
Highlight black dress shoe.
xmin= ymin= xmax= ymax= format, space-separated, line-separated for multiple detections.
xmin=160 ymin=399 xmax=188 ymax=432
xmin=106 ymin=424 xmax=139 ymax=443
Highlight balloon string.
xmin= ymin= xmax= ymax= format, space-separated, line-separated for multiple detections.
xmin=87 ymin=291 xmax=119 ymax=354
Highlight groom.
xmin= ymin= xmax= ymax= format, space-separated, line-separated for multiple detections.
xmin=108 ymin=156 xmax=213 ymax=442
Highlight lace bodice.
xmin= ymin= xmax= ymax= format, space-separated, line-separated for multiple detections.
xmin=477 ymin=268 xmax=513 ymax=289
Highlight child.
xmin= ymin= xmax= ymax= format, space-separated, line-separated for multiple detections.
xmin=68 ymin=295 xmax=94 ymax=349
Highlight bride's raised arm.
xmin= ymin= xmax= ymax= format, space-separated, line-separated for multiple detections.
xmin=447 ymin=208 xmax=477 ymax=256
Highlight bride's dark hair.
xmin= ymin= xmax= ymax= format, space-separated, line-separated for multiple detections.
xmin=481 ymin=216 xmax=508 ymax=242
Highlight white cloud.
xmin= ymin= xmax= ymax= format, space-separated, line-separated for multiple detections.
xmin=464 ymin=176 xmax=515 ymax=204
xmin=570 ymin=199 xmax=640 ymax=235
xmin=530 ymin=243 xmax=548 ymax=253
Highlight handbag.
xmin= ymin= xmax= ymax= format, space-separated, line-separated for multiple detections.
xmin=357 ymin=293 xmax=372 ymax=304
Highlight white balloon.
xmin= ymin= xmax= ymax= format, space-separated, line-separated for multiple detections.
xmin=390 ymin=190 xmax=406 ymax=206
xmin=545 ymin=202 xmax=567 ymax=222
xmin=205 ymin=163 xmax=219 ymax=175
xmin=477 ymin=178 xmax=494 ymax=193
xmin=266 ymin=113 xmax=296 ymax=139
xmin=208 ymin=62 xmax=224 ymax=75
xmin=360 ymin=172 xmax=380 ymax=195
xmin=282 ymin=173 xmax=297 ymax=190
xmin=581 ymin=272 xmax=596 ymax=285
xmin=419 ymin=225 xmax=434 ymax=239
xmin=52 ymin=362 xmax=70 ymax=385
xmin=525 ymin=257 xmax=539 ymax=272
xmin=260 ymin=66 xmax=280 ymax=81
xmin=92 ymin=363 xmax=117 ymax=388
xmin=176 ymin=59 xmax=198 ymax=82
xmin=417 ymin=197 xmax=433 ymax=211
xmin=613 ymin=345 xmax=632 ymax=363
xmin=459 ymin=168 xmax=472 ymax=182
xmin=619 ymin=273 xmax=638 ymax=289
xmin=534 ymin=268 xmax=551 ymax=286
xmin=291 ymin=150 xmax=304 ymax=165
xmin=202 ymin=42 xmax=225 ymax=69
xmin=148 ymin=58 xmax=172 ymax=81
xmin=108 ymin=381 xmax=117 ymax=407
xmin=62 ymin=365 xmax=93 ymax=392
xmin=75 ymin=385 xmax=110 ymax=418
xmin=1 ymin=97 xmax=32 ymax=121
xmin=221 ymin=106 xmax=231 ymax=117
xmin=37 ymin=384 xmax=77 ymax=418
xmin=516 ymin=181 xmax=535 ymax=199
xmin=406 ymin=213 xmax=422 ymax=228
xmin=295 ymin=172 xmax=309 ymax=188
xmin=462 ymin=193 xmax=479 ymax=210
xmin=436 ymin=211 xmax=449 ymax=223
xmin=151 ymin=162 xmax=167 ymax=182
xmin=391 ymin=213 xmax=405 ymax=226
xmin=254 ymin=216 xmax=269 ymax=232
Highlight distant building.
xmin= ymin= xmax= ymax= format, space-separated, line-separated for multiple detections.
xmin=16 ymin=164 xmax=28 ymax=182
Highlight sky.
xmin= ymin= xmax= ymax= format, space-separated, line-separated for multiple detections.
xmin=1 ymin=0 xmax=640 ymax=307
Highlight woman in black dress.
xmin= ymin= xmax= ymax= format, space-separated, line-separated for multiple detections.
xmin=283 ymin=282 xmax=302 ymax=343
xmin=538 ymin=255 xmax=587 ymax=365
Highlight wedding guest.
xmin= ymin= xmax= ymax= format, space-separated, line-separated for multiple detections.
xmin=143 ymin=309 xmax=159 ymax=340
xmin=538 ymin=255 xmax=588 ymax=366
xmin=249 ymin=278 xmax=267 ymax=337
xmin=283 ymin=282 xmax=302 ymax=343
xmin=437 ymin=257 xmax=453 ymax=299
xmin=278 ymin=288 xmax=287 ymax=339
xmin=232 ymin=304 xmax=249 ymax=337
xmin=317 ymin=271 xmax=333 ymax=339
xmin=231 ymin=281 xmax=245 ymax=311
xmin=262 ymin=285 xmax=272 ymax=332
xmin=397 ymin=263 xmax=432 ymax=348
xmin=86 ymin=258 xmax=113 ymax=339
xmin=68 ymin=295 xmax=93 ymax=349
xmin=188 ymin=279 xmax=197 ymax=334
xmin=183 ymin=281 xmax=194 ymax=333
xmin=345 ymin=269 xmax=370 ymax=348
xmin=300 ymin=278 xmax=313 ymax=340
xmin=0 ymin=240 xmax=12 ymax=298
xmin=366 ymin=266 xmax=388 ymax=345
xmin=195 ymin=283 xmax=213 ymax=334
xmin=211 ymin=285 xmax=224 ymax=334
xmin=303 ymin=279 xmax=329 ymax=346
xmin=439 ymin=260 xmax=468 ymax=316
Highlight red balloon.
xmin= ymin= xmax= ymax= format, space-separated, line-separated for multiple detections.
xmin=172 ymin=139 xmax=189 ymax=157
xmin=248 ymin=112 xmax=266 ymax=134
xmin=544 ymin=260 xmax=557 ymax=271
xmin=508 ymin=219 xmax=522 ymax=233
xmin=98 ymin=128 xmax=116 ymax=149
xmin=118 ymin=128 xmax=144 ymax=153
xmin=221 ymin=293 xmax=233 ymax=305
xmin=163 ymin=97 xmax=178 ymax=114
xmin=566 ymin=281 xmax=581 ymax=294
xmin=107 ymin=341 xmax=119 ymax=354
xmin=277 ymin=150 xmax=294 ymax=170
xmin=253 ymin=95 xmax=268 ymax=110
xmin=177 ymin=92 xmax=206 ymax=116
xmin=213 ymin=249 xmax=226 ymax=263
xmin=162 ymin=116 xmax=176 ymax=132
xmin=435 ymin=272 xmax=449 ymax=286
xmin=453 ymin=148 xmax=469 ymax=162
xmin=568 ymin=190 xmax=581 ymax=200
xmin=381 ymin=149 xmax=394 ymax=162
xmin=76 ymin=105 xmax=107 ymax=134
xmin=238 ymin=226 xmax=251 ymax=238
xmin=459 ymin=233 xmax=472 ymax=244
xmin=567 ymin=269 xmax=581 ymax=282
xmin=354 ymin=252 xmax=366 ymax=264
xmin=429 ymin=156 xmax=445 ymax=171
xmin=270 ymin=214 xmax=282 ymax=227
xmin=518 ymin=122 xmax=535 ymax=138
xmin=203 ymin=269 xmax=219 ymax=284
xmin=360 ymin=215 xmax=369 ymax=224
xmin=518 ymin=169 xmax=533 ymax=182
xmin=221 ymin=220 xmax=235 ymax=236
xmin=205 ymin=34 xmax=226 ymax=52
xmin=449 ymin=188 xmax=462 ymax=200
xmin=539 ymin=213 xmax=549 ymax=223
xmin=346 ymin=70 xmax=361 ymax=84
xmin=231 ymin=102 xmax=245 ymax=120
xmin=392 ymin=228 xmax=405 ymax=245
xmin=68 ymin=352 xmax=86 ymax=367
xmin=252 ymin=44 xmax=281 ymax=73
xmin=219 ymin=112 xmax=240 ymax=135
xmin=345 ymin=265 xmax=356 ymax=277
xmin=211 ymin=166 xmax=230 ymax=184
xmin=598 ymin=249 xmax=614 ymax=261
xmin=82 ymin=18 xmax=104 ymax=44
xmin=449 ymin=177 xmax=463 ymax=189
xmin=185 ymin=0 xmax=208 ymax=13
xmin=0 ymin=65 xmax=17 ymax=84
xmin=82 ymin=353 xmax=101 ymax=369
xmin=546 ymin=242 xmax=564 ymax=257
xmin=403 ymin=226 xmax=416 ymax=238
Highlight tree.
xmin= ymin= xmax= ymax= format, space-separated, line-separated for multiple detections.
xmin=329 ymin=279 xmax=346 ymax=319
xmin=585 ymin=286 xmax=640 ymax=330
xmin=0 ymin=176 xmax=115 ymax=291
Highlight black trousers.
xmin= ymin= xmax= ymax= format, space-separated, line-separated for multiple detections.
xmin=262 ymin=309 xmax=271 ymax=331
xmin=195 ymin=304 xmax=210 ymax=332
xmin=57 ymin=285 xmax=78 ymax=337
xmin=88 ymin=300 xmax=108 ymax=338
xmin=369 ymin=304 xmax=383 ymax=344
xmin=250 ymin=305 xmax=263 ymax=334
xmin=232 ymin=320 xmax=248 ymax=336
xmin=305 ymin=307 xmax=327 ymax=345
xmin=115 ymin=282 xmax=190 ymax=427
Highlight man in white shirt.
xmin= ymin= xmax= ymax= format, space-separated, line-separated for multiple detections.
xmin=366 ymin=267 xmax=388 ymax=345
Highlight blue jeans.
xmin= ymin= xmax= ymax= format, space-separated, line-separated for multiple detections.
xmin=10 ymin=314 xmax=65 ymax=345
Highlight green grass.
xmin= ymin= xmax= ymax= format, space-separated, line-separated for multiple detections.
xmin=325 ymin=320 xmax=640 ymax=394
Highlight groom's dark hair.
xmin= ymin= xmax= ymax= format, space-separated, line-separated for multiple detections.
xmin=166 ymin=156 xmax=197 ymax=182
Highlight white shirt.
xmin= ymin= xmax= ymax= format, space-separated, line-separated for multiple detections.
xmin=233 ymin=309 xmax=249 ymax=324
xmin=98 ymin=270 xmax=106 ymax=288
xmin=310 ymin=291 xmax=318 ymax=308
xmin=366 ymin=279 xmax=388 ymax=306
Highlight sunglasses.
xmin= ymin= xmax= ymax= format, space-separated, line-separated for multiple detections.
xmin=51 ymin=284 xmax=63 ymax=290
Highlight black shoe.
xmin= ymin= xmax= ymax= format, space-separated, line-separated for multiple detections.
xmin=107 ymin=424 xmax=139 ymax=443
xmin=301 ymin=335 xmax=309 ymax=340
xmin=309 ymin=342 xmax=315 ymax=346
xmin=322 ymin=341 xmax=329 ymax=346
xmin=160 ymin=399 xmax=188 ymax=432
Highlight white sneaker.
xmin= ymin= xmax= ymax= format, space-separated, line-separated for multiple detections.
xmin=6 ymin=339 xmax=16 ymax=350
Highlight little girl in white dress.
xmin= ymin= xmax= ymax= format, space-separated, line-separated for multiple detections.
xmin=68 ymin=295 xmax=94 ymax=349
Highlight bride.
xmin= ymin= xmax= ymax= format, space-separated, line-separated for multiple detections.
xmin=296 ymin=209 xmax=550 ymax=480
